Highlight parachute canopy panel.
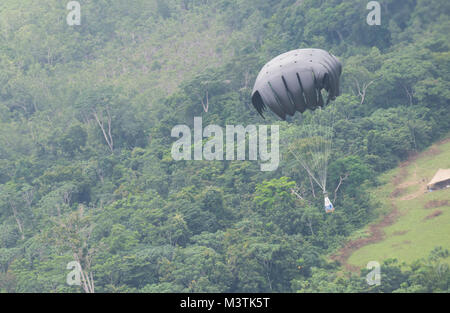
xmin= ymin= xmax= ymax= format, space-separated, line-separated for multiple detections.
xmin=251 ymin=48 xmax=342 ymax=120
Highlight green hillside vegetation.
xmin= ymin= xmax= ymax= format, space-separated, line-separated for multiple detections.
xmin=346 ymin=138 xmax=450 ymax=268
xmin=0 ymin=0 xmax=449 ymax=293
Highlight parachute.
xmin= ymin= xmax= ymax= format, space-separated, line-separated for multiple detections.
xmin=251 ymin=48 xmax=342 ymax=120
xmin=251 ymin=48 xmax=343 ymax=213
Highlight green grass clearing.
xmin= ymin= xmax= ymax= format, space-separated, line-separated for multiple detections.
xmin=347 ymin=139 xmax=450 ymax=268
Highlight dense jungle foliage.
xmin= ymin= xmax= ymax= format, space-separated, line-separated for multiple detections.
xmin=0 ymin=0 xmax=449 ymax=292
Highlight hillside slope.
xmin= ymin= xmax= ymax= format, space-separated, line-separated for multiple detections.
xmin=337 ymin=137 xmax=450 ymax=270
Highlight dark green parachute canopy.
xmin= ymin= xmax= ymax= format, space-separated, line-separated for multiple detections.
xmin=251 ymin=48 xmax=342 ymax=119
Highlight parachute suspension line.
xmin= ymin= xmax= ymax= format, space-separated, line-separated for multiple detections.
xmin=321 ymin=102 xmax=337 ymax=213
xmin=312 ymin=108 xmax=329 ymax=191
xmin=321 ymin=101 xmax=337 ymax=192
xmin=288 ymin=145 xmax=324 ymax=190
xmin=290 ymin=123 xmax=321 ymax=191
xmin=288 ymin=99 xmax=337 ymax=196
xmin=311 ymin=122 xmax=326 ymax=190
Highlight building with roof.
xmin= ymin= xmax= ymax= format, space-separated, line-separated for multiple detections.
xmin=427 ymin=169 xmax=450 ymax=191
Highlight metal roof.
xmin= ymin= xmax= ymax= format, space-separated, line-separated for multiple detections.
xmin=428 ymin=169 xmax=450 ymax=186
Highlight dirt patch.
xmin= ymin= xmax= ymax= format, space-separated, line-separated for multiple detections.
xmin=423 ymin=210 xmax=443 ymax=221
xmin=391 ymin=240 xmax=412 ymax=248
xmin=391 ymin=187 xmax=408 ymax=198
xmin=392 ymin=230 xmax=409 ymax=236
xmin=417 ymin=146 xmax=441 ymax=159
xmin=400 ymin=186 xmax=426 ymax=201
xmin=330 ymin=206 xmax=400 ymax=272
xmin=424 ymin=200 xmax=449 ymax=209
xmin=392 ymin=167 xmax=409 ymax=186
xmin=394 ymin=165 xmax=427 ymax=201
xmin=344 ymin=264 xmax=362 ymax=273
xmin=406 ymin=146 xmax=441 ymax=163
xmin=403 ymin=137 xmax=448 ymax=165
xmin=389 ymin=163 xmax=424 ymax=200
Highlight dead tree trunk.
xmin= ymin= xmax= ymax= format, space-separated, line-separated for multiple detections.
xmin=353 ymin=76 xmax=382 ymax=105
xmin=401 ymin=83 xmax=414 ymax=106
xmin=334 ymin=173 xmax=349 ymax=203
xmin=74 ymin=254 xmax=95 ymax=293
xmin=9 ymin=200 xmax=25 ymax=240
xmin=201 ymin=90 xmax=209 ymax=113
xmin=93 ymin=108 xmax=114 ymax=154
xmin=290 ymin=187 xmax=304 ymax=200
xmin=307 ymin=217 xmax=314 ymax=236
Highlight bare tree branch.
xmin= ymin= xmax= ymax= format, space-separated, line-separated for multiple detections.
xmin=334 ymin=173 xmax=349 ymax=203
xmin=290 ymin=186 xmax=304 ymax=200
xmin=9 ymin=200 xmax=25 ymax=240
xmin=353 ymin=75 xmax=383 ymax=105
xmin=93 ymin=109 xmax=114 ymax=153
xmin=201 ymin=90 xmax=209 ymax=112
